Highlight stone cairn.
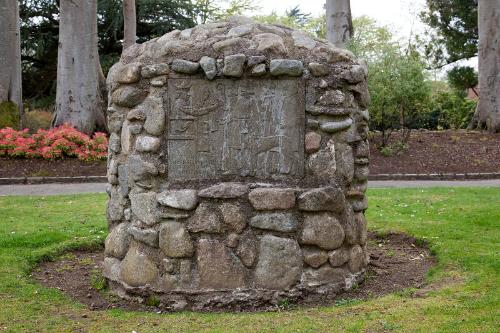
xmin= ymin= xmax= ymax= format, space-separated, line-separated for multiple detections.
xmin=104 ymin=17 xmax=370 ymax=311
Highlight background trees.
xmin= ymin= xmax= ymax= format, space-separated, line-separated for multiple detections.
xmin=8 ymin=0 xmax=494 ymax=135
xmin=53 ymin=0 xmax=106 ymax=134
xmin=420 ymin=0 xmax=499 ymax=132
xmin=420 ymin=0 xmax=478 ymax=67
xmin=0 ymin=0 xmax=23 ymax=125
xmin=20 ymin=0 xmax=198 ymax=109
xmin=348 ymin=17 xmax=432 ymax=147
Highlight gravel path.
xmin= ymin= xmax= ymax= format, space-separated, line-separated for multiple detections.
xmin=0 ymin=180 xmax=499 ymax=196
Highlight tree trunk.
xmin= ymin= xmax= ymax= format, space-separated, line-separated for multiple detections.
xmin=326 ymin=0 xmax=353 ymax=48
xmin=123 ymin=0 xmax=137 ymax=51
xmin=476 ymin=0 xmax=500 ymax=132
xmin=0 ymin=0 xmax=23 ymax=121
xmin=54 ymin=0 xmax=106 ymax=134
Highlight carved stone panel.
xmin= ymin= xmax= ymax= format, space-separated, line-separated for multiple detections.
xmin=166 ymin=79 xmax=305 ymax=181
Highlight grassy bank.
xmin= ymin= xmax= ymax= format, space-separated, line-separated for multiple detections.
xmin=0 ymin=187 xmax=498 ymax=332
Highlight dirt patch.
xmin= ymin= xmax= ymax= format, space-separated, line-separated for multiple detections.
xmin=31 ymin=232 xmax=435 ymax=313
xmin=370 ymin=130 xmax=500 ymax=174
xmin=0 ymin=157 xmax=106 ymax=178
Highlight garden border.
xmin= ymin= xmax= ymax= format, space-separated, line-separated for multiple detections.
xmin=0 ymin=176 xmax=107 ymax=185
xmin=369 ymin=172 xmax=500 ymax=181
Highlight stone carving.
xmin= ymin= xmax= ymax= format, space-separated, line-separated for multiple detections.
xmin=166 ymin=79 xmax=304 ymax=181
xmin=105 ymin=17 xmax=370 ymax=310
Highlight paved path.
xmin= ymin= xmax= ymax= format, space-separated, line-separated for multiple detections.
xmin=369 ymin=179 xmax=500 ymax=188
xmin=0 ymin=180 xmax=499 ymax=196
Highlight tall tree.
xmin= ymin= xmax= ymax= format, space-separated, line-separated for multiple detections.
xmin=325 ymin=0 xmax=353 ymax=48
xmin=0 ymin=0 xmax=23 ymax=119
xmin=53 ymin=0 xmax=106 ymax=134
xmin=474 ymin=0 xmax=500 ymax=132
xmin=123 ymin=0 xmax=136 ymax=50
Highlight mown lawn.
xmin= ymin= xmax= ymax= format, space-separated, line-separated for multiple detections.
xmin=0 ymin=188 xmax=498 ymax=332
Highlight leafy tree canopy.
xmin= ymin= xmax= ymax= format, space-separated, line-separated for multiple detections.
xmin=420 ymin=0 xmax=478 ymax=67
xmin=447 ymin=66 xmax=478 ymax=95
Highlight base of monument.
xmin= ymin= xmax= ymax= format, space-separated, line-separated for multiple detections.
xmin=106 ymin=271 xmax=365 ymax=312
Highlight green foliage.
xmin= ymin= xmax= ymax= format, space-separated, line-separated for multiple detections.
xmin=427 ymin=90 xmax=477 ymax=129
xmin=20 ymin=0 xmax=199 ymax=105
xmin=379 ymin=146 xmax=394 ymax=157
xmin=98 ymin=0 xmax=198 ymax=55
xmin=90 ymin=270 xmax=107 ymax=291
xmin=253 ymin=6 xmax=325 ymax=38
xmin=22 ymin=110 xmax=53 ymax=132
xmin=447 ymin=66 xmax=478 ymax=95
xmin=186 ymin=0 xmax=259 ymax=25
xmin=145 ymin=295 xmax=161 ymax=307
xmin=420 ymin=0 xmax=478 ymax=67
xmin=19 ymin=0 xmax=60 ymax=102
xmin=21 ymin=0 xmax=260 ymax=106
xmin=348 ymin=17 xmax=432 ymax=146
xmin=379 ymin=142 xmax=409 ymax=157
xmin=0 ymin=102 xmax=20 ymax=129
xmin=347 ymin=17 xmax=393 ymax=61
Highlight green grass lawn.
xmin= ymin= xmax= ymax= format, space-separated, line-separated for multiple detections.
xmin=0 ymin=188 xmax=499 ymax=332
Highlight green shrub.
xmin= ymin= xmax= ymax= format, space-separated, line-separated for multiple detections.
xmin=0 ymin=101 xmax=19 ymax=129
xmin=428 ymin=91 xmax=476 ymax=129
xmin=22 ymin=110 xmax=53 ymax=132
xmin=380 ymin=146 xmax=394 ymax=157
xmin=90 ymin=270 xmax=107 ymax=291
xmin=348 ymin=17 xmax=432 ymax=147
xmin=379 ymin=142 xmax=409 ymax=157
xmin=145 ymin=296 xmax=161 ymax=307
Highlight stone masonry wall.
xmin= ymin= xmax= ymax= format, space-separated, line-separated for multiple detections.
xmin=104 ymin=17 xmax=370 ymax=311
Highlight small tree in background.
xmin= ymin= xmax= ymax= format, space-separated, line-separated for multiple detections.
xmin=447 ymin=66 xmax=478 ymax=97
xmin=348 ymin=17 xmax=432 ymax=147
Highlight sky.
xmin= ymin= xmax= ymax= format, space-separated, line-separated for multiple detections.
xmin=246 ymin=0 xmax=477 ymax=74
xmin=254 ymin=0 xmax=428 ymax=39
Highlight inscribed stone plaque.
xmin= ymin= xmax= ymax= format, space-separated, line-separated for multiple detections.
xmin=167 ymin=79 xmax=304 ymax=180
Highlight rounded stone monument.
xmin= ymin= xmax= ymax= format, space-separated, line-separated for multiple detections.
xmin=104 ymin=16 xmax=370 ymax=311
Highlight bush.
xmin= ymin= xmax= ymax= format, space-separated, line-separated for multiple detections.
xmin=0 ymin=101 xmax=19 ymax=130
xmin=22 ymin=110 xmax=53 ymax=132
xmin=0 ymin=124 xmax=108 ymax=161
xmin=347 ymin=17 xmax=432 ymax=147
xmin=428 ymin=91 xmax=476 ymax=129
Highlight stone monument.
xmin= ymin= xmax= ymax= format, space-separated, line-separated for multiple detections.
xmin=104 ymin=17 xmax=370 ymax=311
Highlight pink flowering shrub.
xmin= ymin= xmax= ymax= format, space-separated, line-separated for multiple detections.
xmin=0 ymin=124 xmax=108 ymax=161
